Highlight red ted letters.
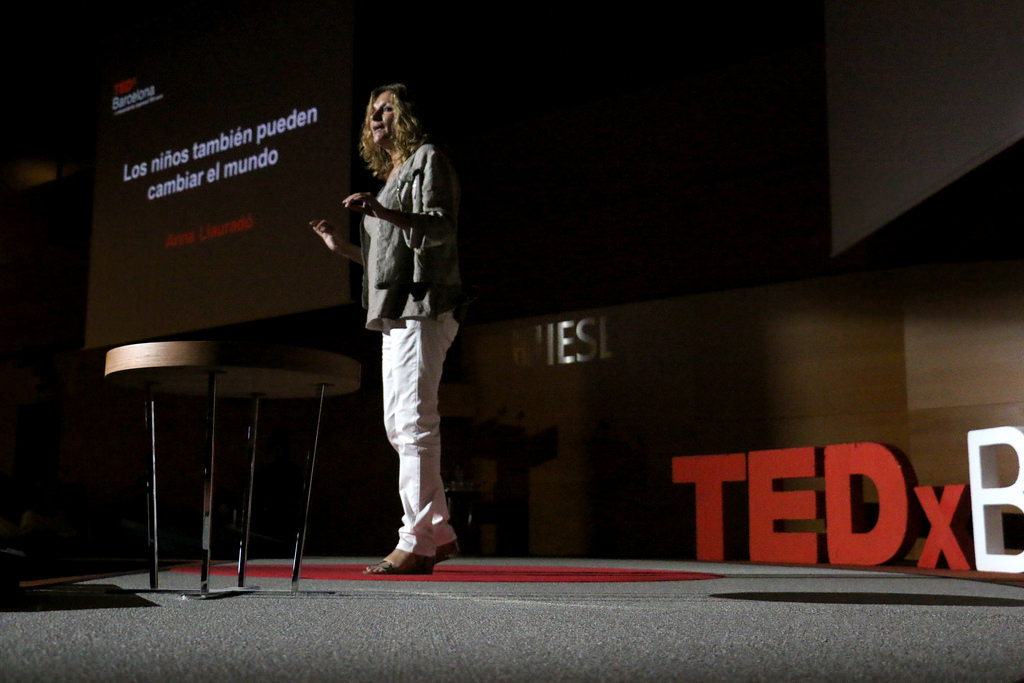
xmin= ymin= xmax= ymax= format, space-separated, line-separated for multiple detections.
xmin=672 ymin=442 xmax=974 ymax=569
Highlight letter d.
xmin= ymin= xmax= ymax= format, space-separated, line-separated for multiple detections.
xmin=968 ymin=426 xmax=1024 ymax=572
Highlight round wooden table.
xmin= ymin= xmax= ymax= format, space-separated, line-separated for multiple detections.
xmin=105 ymin=341 xmax=361 ymax=595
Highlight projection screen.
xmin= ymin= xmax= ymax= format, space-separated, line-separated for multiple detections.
xmin=86 ymin=0 xmax=354 ymax=348
xmin=826 ymin=0 xmax=1024 ymax=255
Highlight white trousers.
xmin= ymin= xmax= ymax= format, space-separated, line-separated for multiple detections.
xmin=381 ymin=315 xmax=459 ymax=556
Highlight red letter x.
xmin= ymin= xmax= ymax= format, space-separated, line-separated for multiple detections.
xmin=914 ymin=484 xmax=974 ymax=570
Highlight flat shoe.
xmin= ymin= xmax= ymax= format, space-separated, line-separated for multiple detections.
xmin=364 ymin=553 xmax=434 ymax=575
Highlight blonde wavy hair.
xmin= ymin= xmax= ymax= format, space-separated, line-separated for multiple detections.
xmin=359 ymin=83 xmax=428 ymax=180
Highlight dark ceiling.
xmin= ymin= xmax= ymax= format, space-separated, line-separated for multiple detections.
xmin=0 ymin=2 xmax=825 ymax=197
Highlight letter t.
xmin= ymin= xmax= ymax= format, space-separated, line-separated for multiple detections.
xmin=672 ymin=453 xmax=747 ymax=561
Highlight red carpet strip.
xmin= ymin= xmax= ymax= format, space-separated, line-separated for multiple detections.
xmin=173 ymin=563 xmax=722 ymax=582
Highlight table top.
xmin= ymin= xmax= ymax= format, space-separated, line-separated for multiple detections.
xmin=104 ymin=341 xmax=361 ymax=398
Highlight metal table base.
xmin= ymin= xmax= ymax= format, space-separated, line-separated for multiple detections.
xmin=105 ymin=341 xmax=360 ymax=596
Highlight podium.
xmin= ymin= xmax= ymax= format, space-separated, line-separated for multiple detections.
xmin=105 ymin=341 xmax=360 ymax=596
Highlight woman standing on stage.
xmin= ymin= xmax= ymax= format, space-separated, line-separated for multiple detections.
xmin=311 ymin=83 xmax=463 ymax=574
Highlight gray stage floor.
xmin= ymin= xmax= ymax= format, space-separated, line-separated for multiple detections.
xmin=5 ymin=557 xmax=1024 ymax=682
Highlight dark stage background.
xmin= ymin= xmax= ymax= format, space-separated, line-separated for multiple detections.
xmin=4 ymin=2 xmax=1024 ymax=573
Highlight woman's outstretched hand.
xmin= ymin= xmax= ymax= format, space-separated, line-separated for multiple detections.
xmin=310 ymin=219 xmax=339 ymax=248
xmin=309 ymin=219 xmax=363 ymax=264
xmin=343 ymin=192 xmax=413 ymax=229
xmin=342 ymin=192 xmax=383 ymax=217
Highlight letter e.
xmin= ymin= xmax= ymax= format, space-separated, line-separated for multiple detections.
xmin=748 ymin=448 xmax=826 ymax=563
xmin=557 ymin=320 xmax=575 ymax=364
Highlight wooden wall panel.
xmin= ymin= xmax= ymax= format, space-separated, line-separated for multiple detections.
xmin=903 ymin=260 xmax=1024 ymax=410
xmin=463 ymin=269 xmax=912 ymax=556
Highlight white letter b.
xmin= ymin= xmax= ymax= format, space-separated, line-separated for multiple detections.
xmin=968 ymin=426 xmax=1024 ymax=572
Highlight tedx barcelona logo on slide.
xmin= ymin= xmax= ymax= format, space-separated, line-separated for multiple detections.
xmin=111 ymin=76 xmax=163 ymax=116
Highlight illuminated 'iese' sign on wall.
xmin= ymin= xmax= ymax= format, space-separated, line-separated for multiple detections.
xmin=512 ymin=316 xmax=613 ymax=367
